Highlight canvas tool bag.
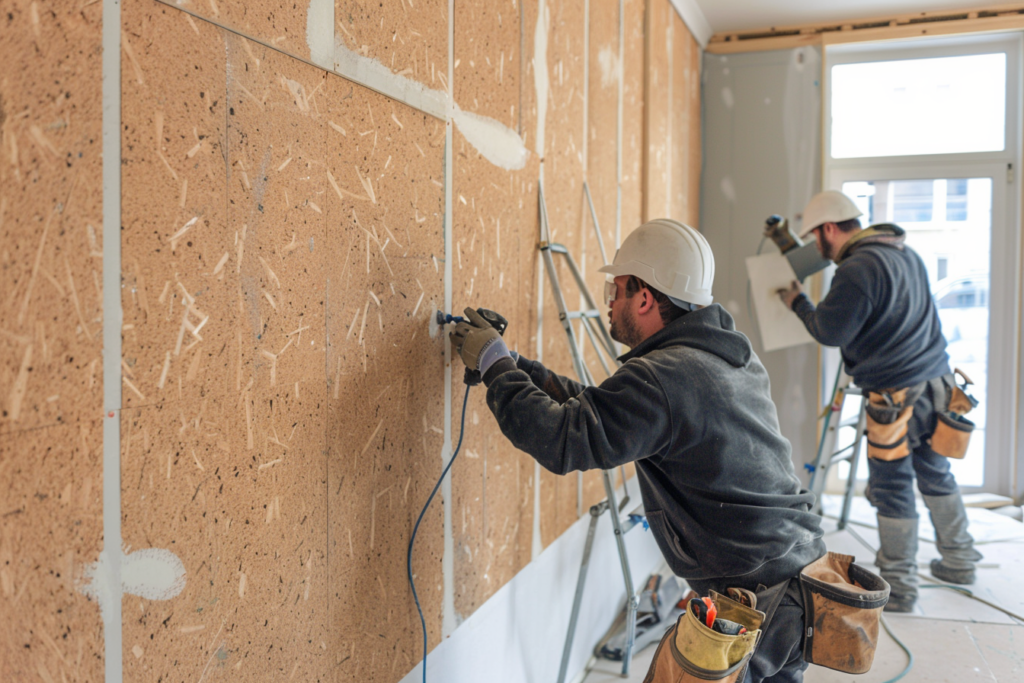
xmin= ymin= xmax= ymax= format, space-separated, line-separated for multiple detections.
xmin=642 ymin=591 xmax=769 ymax=682
xmin=864 ymin=383 xmax=925 ymax=461
xmin=799 ymin=552 xmax=890 ymax=674
xmin=929 ymin=369 xmax=978 ymax=460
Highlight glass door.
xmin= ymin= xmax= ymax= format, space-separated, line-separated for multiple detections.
xmin=843 ymin=177 xmax=992 ymax=487
xmin=824 ymin=33 xmax=1021 ymax=496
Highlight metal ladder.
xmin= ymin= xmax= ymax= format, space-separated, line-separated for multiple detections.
xmin=806 ymin=364 xmax=868 ymax=530
xmin=539 ymin=180 xmax=643 ymax=683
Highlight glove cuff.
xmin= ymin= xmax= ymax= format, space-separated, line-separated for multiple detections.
xmin=477 ymin=336 xmax=511 ymax=375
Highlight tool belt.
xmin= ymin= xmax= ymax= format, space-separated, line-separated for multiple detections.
xmin=798 ymin=552 xmax=889 ymax=674
xmin=643 ymin=589 xmax=766 ymax=682
xmin=928 ymin=369 xmax=979 ymax=460
xmin=644 ymin=554 xmax=890 ymax=681
xmin=864 ymin=383 xmax=925 ymax=461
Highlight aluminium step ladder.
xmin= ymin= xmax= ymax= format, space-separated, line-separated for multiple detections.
xmin=806 ymin=364 xmax=868 ymax=530
xmin=538 ymin=180 xmax=643 ymax=683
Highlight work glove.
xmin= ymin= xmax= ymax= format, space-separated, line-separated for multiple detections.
xmin=450 ymin=307 xmax=511 ymax=376
xmin=776 ymin=280 xmax=803 ymax=310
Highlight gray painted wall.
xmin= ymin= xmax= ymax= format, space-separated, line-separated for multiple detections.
xmin=700 ymin=46 xmax=823 ymax=481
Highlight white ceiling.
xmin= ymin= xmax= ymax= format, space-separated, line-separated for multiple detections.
xmin=694 ymin=0 xmax=1000 ymax=35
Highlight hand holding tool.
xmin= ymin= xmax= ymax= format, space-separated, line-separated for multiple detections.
xmin=447 ymin=308 xmax=510 ymax=384
xmin=777 ymin=279 xmax=803 ymax=309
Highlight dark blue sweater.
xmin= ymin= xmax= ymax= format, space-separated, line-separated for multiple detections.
xmin=792 ymin=225 xmax=950 ymax=392
xmin=482 ymin=305 xmax=825 ymax=586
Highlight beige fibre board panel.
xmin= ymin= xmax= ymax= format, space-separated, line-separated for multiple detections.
xmin=531 ymin=0 xmax=591 ymax=550
xmin=120 ymin=4 xmax=332 ymax=679
xmin=336 ymin=0 xmax=449 ymax=96
xmin=321 ymin=67 xmax=448 ymax=683
xmin=0 ymin=0 xmax=105 ymax=434
xmin=670 ymin=18 xmax=701 ymax=228
xmin=450 ymin=0 xmax=538 ymax=620
xmin=1 ymin=1 xmax=106 ymax=678
xmin=643 ymin=0 xmax=672 ymax=223
xmin=0 ymin=422 xmax=105 ymax=682
xmin=162 ymin=0 xmax=315 ymax=67
xmin=121 ymin=1 xmax=234 ymax=410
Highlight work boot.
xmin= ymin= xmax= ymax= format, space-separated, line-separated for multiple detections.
xmin=876 ymin=515 xmax=919 ymax=613
xmin=923 ymin=492 xmax=983 ymax=585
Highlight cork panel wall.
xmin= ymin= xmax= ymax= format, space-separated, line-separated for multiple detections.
xmin=321 ymin=76 xmax=448 ymax=679
xmin=119 ymin=14 xmax=332 ymax=680
xmin=0 ymin=0 xmax=104 ymax=435
xmin=336 ymin=0 xmax=448 ymax=96
xmin=0 ymin=421 xmax=105 ymax=681
xmin=0 ymin=1 xmax=105 ymax=678
xmin=121 ymin=0 xmax=232 ymax=410
xmin=670 ymin=17 xmax=700 ymax=227
xmin=166 ymin=0 xmax=313 ymax=66
xmin=579 ymin=0 xmax=621 ymax=511
xmin=643 ymin=0 xmax=672 ymax=223
xmin=620 ymin=0 xmax=645 ymax=244
xmin=450 ymin=147 xmax=541 ymax=616
xmin=532 ymin=0 xmax=589 ymax=550
xmin=450 ymin=1 xmax=536 ymax=619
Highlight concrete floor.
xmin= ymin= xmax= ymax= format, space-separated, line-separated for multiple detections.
xmin=582 ymin=501 xmax=1024 ymax=683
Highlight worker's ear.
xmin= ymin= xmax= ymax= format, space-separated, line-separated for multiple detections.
xmin=636 ymin=287 xmax=657 ymax=316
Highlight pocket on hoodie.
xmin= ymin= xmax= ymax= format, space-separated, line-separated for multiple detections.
xmin=645 ymin=510 xmax=701 ymax=572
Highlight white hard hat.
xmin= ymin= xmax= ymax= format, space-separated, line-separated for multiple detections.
xmin=598 ymin=219 xmax=714 ymax=307
xmin=799 ymin=190 xmax=863 ymax=238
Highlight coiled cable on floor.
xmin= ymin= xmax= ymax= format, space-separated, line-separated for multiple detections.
xmin=407 ymin=383 xmax=472 ymax=683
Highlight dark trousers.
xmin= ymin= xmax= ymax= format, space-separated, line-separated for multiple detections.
xmin=866 ymin=376 xmax=960 ymax=519
xmin=743 ymin=582 xmax=807 ymax=683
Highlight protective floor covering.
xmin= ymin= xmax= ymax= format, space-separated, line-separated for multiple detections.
xmin=583 ymin=498 xmax=1024 ymax=683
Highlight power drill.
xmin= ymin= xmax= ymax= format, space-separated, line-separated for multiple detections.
xmin=437 ymin=308 xmax=509 ymax=386
xmin=763 ymin=214 xmax=802 ymax=254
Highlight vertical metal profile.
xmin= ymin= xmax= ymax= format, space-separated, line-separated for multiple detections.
xmin=101 ymin=0 xmax=124 ymax=680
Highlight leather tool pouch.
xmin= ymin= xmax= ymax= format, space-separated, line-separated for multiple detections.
xmin=929 ymin=369 xmax=978 ymax=460
xmin=865 ymin=387 xmax=919 ymax=461
xmin=643 ymin=593 xmax=763 ymax=683
xmin=799 ymin=552 xmax=890 ymax=674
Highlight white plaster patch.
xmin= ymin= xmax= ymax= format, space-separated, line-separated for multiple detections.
xmin=305 ymin=0 xmax=334 ymax=69
xmin=332 ymin=39 xmax=527 ymax=172
xmin=452 ymin=107 xmax=528 ymax=170
xmin=533 ymin=0 xmax=550 ymax=158
xmin=597 ymin=44 xmax=621 ymax=89
xmin=80 ymin=548 xmax=186 ymax=623
xmin=721 ymin=86 xmax=734 ymax=109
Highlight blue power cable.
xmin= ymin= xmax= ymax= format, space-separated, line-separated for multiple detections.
xmin=407 ymin=382 xmax=472 ymax=683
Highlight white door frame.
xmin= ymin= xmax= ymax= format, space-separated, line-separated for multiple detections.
xmin=823 ymin=33 xmax=1023 ymax=498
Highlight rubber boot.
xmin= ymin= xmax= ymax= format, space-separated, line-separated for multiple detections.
xmin=922 ymin=492 xmax=983 ymax=585
xmin=876 ymin=515 xmax=919 ymax=613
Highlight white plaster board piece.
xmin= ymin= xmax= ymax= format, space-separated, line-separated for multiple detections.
xmin=745 ymin=253 xmax=815 ymax=352
xmin=101 ymin=0 xmax=123 ymax=680
xmin=669 ymin=0 xmax=713 ymax=48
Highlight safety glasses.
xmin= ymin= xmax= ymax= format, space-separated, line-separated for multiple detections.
xmin=604 ymin=280 xmax=618 ymax=306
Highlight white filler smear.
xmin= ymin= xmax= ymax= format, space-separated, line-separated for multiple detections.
xmin=81 ymin=547 xmax=187 ymax=622
xmin=333 ymin=40 xmax=528 ymax=170
xmin=452 ymin=107 xmax=528 ymax=170
xmin=305 ymin=0 xmax=334 ymax=69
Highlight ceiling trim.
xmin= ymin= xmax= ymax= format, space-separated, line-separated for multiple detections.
xmin=706 ymin=3 xmax=1024 ymax=54
xmin=670 ymin=0 xmax=714 ymax=48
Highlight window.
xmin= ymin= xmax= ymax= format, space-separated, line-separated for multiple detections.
xmin=947 ymin=179 xmax=969 ymax=221
xmin=937 ymin=257 xmax=949 ymax=281
xmin=831 ymin=53 xmax=1006 ymax=158
xmin=892 ymin=180 xmax=933 ymax=223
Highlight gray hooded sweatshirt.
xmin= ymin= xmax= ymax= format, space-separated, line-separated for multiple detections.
xmin=482 ymin=305 xmax=825 ymax=587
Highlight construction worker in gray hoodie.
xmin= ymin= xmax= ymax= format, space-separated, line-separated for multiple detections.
xmin=451 ymin=220 xmax=826 ymax=683
xmin=778 ymin=190 xmax=982 ymax=613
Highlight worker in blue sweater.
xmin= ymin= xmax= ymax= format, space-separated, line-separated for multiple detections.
xmin=778 ymin=190 xmax=982 ymax=612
